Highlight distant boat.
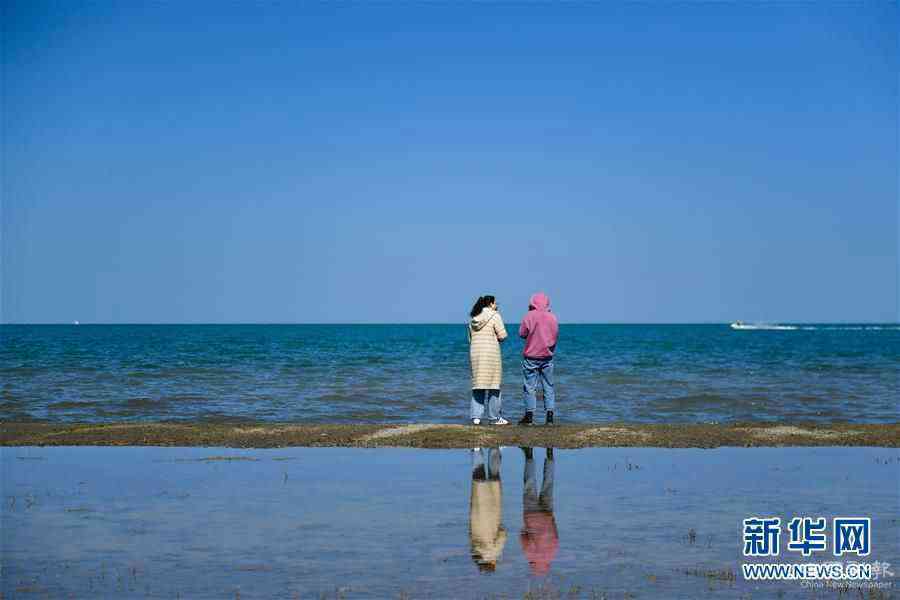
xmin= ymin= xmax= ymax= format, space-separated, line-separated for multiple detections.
xmin=73 ymin=320 xmax=79 ymax=325
xmin=730 ymin=321 xmax=751 ymax=330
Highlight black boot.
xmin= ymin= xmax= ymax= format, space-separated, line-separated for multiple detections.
xmin=518 ymin=411 xmax=534 ymax=426
xmin=545 ymin=411 xmax=555 ymax=426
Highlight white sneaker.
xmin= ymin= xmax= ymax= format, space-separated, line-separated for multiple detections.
xmin=492 ymin=418 xmax=509 ymax=425
xmin=472 ymin=418 xmax=481 ymax=425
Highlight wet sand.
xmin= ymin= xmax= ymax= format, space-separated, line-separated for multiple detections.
xmin=1 ymin=421 xmax=898 ymax=448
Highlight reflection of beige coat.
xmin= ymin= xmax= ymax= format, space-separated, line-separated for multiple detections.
xmin=469 ymin=480 xmax=507 ymax=564
xmin=468 ymin=308 xmax=508 ymax=389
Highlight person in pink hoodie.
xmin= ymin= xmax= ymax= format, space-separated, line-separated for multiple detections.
xmin=517 ymin=292 xmax=559 ymax=426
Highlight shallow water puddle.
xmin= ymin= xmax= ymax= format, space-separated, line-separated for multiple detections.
xmin=2 ymin=447 xmax=898 ymax=598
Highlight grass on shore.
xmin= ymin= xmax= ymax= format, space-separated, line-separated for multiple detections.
xmin=2 ymin=421 xmax=898 ymax=448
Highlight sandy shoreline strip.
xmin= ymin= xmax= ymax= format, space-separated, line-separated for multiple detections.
xmin=1 ymin=422 xmax=898 ymax=448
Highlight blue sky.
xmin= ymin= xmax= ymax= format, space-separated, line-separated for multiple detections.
xmin=2 ymin=2 xmax=897 ymax=323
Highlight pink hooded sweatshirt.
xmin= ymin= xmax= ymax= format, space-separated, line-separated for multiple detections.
xmin=518 ymin=293 xmax=559 ymax=359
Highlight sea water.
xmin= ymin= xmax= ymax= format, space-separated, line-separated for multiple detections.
xmin=2 ymin=324 xmax=898 ymax=423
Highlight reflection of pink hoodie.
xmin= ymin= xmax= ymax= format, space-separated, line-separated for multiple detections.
xmin=520 ymin=512 xmax=559 ymax=576
xmin=518 ymin=293 xmax=559 ymax=359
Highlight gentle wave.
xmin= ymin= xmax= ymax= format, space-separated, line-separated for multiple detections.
xmin=732 ymin=324 xmax=900 ymax=331
xmin=800 ymin=326 xmax=900 ymax=331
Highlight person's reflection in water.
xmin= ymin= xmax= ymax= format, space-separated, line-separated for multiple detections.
xmin=469 ymin=447 xmax=507 ymax=573
xmin=520 ymin=447 xmax=559 ymax=576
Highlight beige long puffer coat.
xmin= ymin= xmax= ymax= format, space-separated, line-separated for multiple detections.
xmin=468 ymin=308 xmax=508 ymax=389
xmin=469 ymin=479 xmax=507 ymax=566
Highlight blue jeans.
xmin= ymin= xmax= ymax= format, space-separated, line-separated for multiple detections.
xmin=523 ymin=450 xmax=555 ymax=513
xmin=472 ymin=447 xmax=502 ymax=480
xmin=471 ymin=389 xmax=502 ymax=421
xmin=523 ymin=357 xmax=555 ymax=412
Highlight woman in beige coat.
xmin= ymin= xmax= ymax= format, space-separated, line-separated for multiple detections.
xmin=468 ymin=295 xmax=508 ymax=425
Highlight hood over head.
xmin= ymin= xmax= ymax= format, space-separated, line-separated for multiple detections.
xmin=470 ymin=307 xmax=497 ymax=331
xmin=529 ymin=292 xmax=550 ymax=311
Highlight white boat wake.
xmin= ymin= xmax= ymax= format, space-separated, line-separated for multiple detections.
xmin=730 ymin=322 xmax=796 ymax=330
xmin=730 ymin=322 xmax=899 ymax=331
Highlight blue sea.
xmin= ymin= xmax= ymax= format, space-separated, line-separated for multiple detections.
xmin=1 ymin=324 xmax=897 ymax=423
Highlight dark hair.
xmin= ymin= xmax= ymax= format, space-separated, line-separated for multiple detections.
xmin=469 ymin=295 xmax=496 ymax=318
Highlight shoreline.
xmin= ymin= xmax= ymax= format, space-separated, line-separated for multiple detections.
xmin=1 ymin=421 xmax=898 ymax=448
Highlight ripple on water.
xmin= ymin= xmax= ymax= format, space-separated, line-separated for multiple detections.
xmin=124 ymin=397 xmax=171 ymax=410
xmin=48 ymin=400 xmax=106 ymax=411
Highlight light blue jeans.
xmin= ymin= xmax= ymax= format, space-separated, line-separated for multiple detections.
xmin=523 ymin=357 xmax=555 ymax=412
xmin=523 ymin=450 xmax=555 ymax=513
xmin=472 ymin=447 xmax=502 ymax=480
xmin=471 ymin=389 xmax=502 ymax=421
